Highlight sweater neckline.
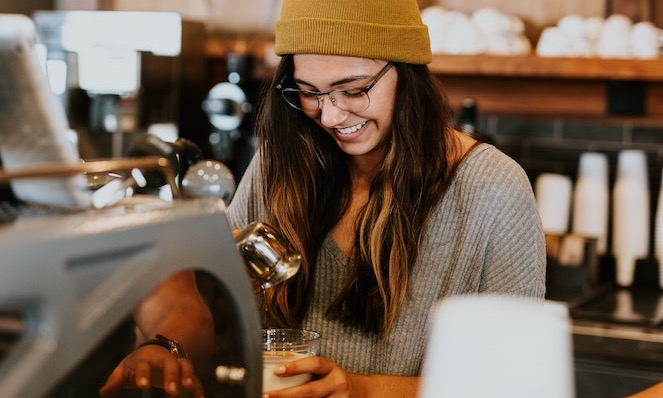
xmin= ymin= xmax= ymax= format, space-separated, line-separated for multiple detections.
xmin=323 ymin=143 xmax=492 ymax=259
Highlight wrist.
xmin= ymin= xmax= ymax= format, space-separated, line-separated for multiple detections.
xmin=138 ymin=334 xmax=188 ymax=359
xmin=347 ymin=372 xmax=369 ymax=398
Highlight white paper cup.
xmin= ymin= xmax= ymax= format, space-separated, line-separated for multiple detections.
xmin=655 ymin=168 xmax=663 ymax=288
xmin=535 ymin=173 xmax=573 ymax=235
xmin=612 ymin=150 xmax=650 ymax=286
xmin=420 ymin=296 xmax=575 ymax=398
xmin=262 ymin=328 xmax=321 ymax=393
xmin=572 ymin=152 xmax=609 ymax=254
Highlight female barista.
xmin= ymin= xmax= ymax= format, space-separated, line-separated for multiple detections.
xmin=225 ymin=0 xmax=546 ymax=396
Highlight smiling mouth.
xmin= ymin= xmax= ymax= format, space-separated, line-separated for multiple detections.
xmin=336 ymin=121 xmax=367 ymax=135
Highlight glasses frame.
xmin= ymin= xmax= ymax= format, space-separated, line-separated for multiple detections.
xmin=277 ymin=62 xmax=394 ymax=113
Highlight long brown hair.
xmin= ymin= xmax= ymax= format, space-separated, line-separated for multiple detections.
xmin=255 ymin=55 xmax=459 ymax=337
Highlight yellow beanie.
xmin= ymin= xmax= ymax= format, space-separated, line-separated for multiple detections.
xmin=275 ymin=0 xmax=432 ymax=65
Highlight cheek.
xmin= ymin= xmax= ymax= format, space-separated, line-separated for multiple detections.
xmin=369 ymin=95 xmax=396 ymax=127
xmin=369 ymin=80 xmax=397 ymax=117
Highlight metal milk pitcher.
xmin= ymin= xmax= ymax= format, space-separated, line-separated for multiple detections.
xmin=235 ymin=221 xmax=302 ymax=288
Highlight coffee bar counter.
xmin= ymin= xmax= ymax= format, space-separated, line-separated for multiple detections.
xmin=555 ymin=283 xmax=663 ymax=397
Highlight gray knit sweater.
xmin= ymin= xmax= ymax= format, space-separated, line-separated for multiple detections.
xmin=226 ymin=143 xmax=546 ymax=377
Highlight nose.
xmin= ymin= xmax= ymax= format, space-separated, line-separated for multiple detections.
xmin=318 ymin=95 xmax=348 ymax=127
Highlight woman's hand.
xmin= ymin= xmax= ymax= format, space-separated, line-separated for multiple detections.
xmin=262 ymin=356 xmax=357 ymax=398
xmin=99 ymin=344 xmax=205 ymax=398
xmin=262 ymin=356 xmax=419 ymax=398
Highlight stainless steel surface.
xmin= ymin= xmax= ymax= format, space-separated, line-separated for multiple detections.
xmin=0 ymin=156 xmax=181 ymax=199
xmin=181 ymin=160 xmax=236 ymax=203
xmin=0 ymin=198 xmax=262 ymax=398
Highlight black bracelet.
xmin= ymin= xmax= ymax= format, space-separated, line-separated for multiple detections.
xmin=138 ymin=334 xmax=188 ymax=359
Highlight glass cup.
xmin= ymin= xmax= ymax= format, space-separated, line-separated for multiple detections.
xmin=262 ymin=328 xmax=321 ymax=392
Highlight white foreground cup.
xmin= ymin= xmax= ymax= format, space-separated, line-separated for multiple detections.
xmin=262 ymin=328 xmax=321 ymax=393
xmin=419 ymin=295 xmax=575 ymax=398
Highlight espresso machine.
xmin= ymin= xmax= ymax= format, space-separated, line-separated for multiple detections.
xmin=0 ymin=10 xmax=299 ymax=397
xmin=32 ymin=10 xmax=183 ymax=159
xmin=0 ymin=194 xmax=263 ymax=398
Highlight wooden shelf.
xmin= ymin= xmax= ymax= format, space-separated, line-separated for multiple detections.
xmin=430 ymin=54 xmax=663 ymax=120
xmin=429 ymin=54 xmax=663 ymax=82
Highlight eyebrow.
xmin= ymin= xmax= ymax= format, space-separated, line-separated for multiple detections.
xmin=294 ymin=73 xmax=374 ymax=89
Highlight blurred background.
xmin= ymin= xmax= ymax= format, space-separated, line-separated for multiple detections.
xmin=3 ymin=1 xmax=663 ymax=396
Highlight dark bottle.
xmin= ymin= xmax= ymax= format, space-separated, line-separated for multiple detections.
xmin=455 ymin=97 xmax=494 ymax=145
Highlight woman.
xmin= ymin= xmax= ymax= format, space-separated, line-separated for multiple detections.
xmin=226 ymin=0 xmax=546 ymax=396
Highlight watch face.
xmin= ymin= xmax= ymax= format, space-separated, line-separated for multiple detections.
xmin=156 ymin=334 xmax=188 ymax=359
xmin=170 ymin=340 xmax=187 ymax=358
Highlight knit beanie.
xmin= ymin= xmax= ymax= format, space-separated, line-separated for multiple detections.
xmin=275 ymin=0 xmax=432 ymax=64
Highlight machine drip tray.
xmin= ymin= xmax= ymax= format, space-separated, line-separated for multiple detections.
xmin=571 ymin=285 xmax=663 ymax=328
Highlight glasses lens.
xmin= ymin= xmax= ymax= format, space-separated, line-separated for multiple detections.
xmin=281 ymin=89 xmax=304 ymax=111
xmin=280 ymin=88 xmax=371 ymax=113
xmin=331 ymin=89 xmax=370 ymax=113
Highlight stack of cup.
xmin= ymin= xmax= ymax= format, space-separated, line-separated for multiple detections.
xmin=655 ymin=168 xmax=663 ymax=288
xmin=535 ymin=173 xmax=573 ymax=236
xmin=572 ymin=152 xmax=610 ymax=255
xmin=612 ymin=149 xmax=650 ymax=287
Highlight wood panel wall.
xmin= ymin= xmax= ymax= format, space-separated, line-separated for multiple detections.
xmin=610 ymin=0 xmax=663 ymax=25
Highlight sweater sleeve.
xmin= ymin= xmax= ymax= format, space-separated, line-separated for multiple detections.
xmin=471 ymin=147 xmax=546 ymax=298
xmin=426 ymin=145 xmax=546 ymax=301
xmin=225 ymin=152 xmax=267 ymax=230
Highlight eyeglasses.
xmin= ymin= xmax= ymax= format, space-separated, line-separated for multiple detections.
xmin=277 ymin=62 xmax=394 ymax=113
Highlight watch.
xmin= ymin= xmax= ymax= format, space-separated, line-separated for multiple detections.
xmin=139 ymin=334 xmax=188 ymax=359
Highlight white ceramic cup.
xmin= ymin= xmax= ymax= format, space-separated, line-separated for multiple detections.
xmin=630 ymin=21 xmax=660 ymax=59
xmin=262 ymin=328 xmax=321 ymax=393
xmin=597 ymin=14 xmax=632 ymax=58
xmin=536 ymin=27 xmax=570 ymax=57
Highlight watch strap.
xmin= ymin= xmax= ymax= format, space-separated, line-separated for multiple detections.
xmin=138 ymin=334 xmax=188 ymax=359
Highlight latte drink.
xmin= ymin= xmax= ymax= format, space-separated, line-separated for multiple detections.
xmin=262 ymin=351 xmax=312 ymax=392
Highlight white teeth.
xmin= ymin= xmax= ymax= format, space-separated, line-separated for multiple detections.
xmin=337 ymin=121 xmax=367 ymax=135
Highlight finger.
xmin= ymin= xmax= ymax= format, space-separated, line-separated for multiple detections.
xmin=99 ymin=365 xmax=130 ymax=397
xmin=134 ymin=359 xmax=152 ymax=390
xmin=186 ymin=375 xmax=206 ymax=398
xmin=279 ymin=356 xmax=334 ymax=377
xmin=162 ymin=357 xmax=182 ymax=396
xmin=177 ymin=358 xmax=196 ymax=387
